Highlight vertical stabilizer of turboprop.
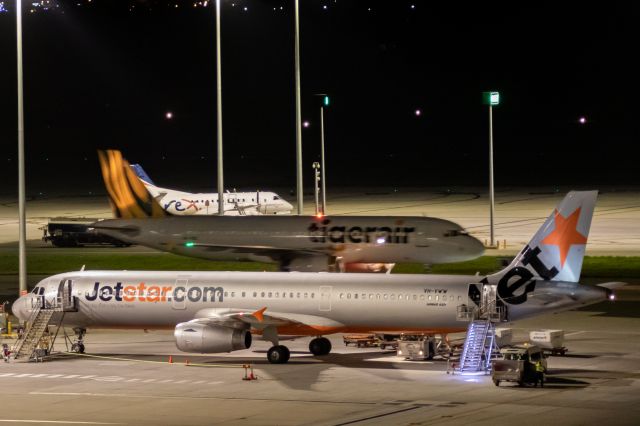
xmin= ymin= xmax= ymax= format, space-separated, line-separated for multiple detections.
xmin=491 ymin=190 xmax=598 ymax=283
xmin=130 ymin=163 xmax=156 ymax=186
xmin=97 ymin=150 xmax=168 ymax=219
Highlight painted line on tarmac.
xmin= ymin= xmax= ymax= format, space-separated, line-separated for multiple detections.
xmin=0 ymin=421 xmax=123 ymax=425
xmin=1 ymin=372 xmax=226 ymax=387
xmin=61 ymin=352 xmax=248 ymax=369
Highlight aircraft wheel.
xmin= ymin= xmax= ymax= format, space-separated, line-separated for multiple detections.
xmin=267 ymin=345 xmax=290 ymax=364
xmin=309 ymin=337 xmax=332 ymax=356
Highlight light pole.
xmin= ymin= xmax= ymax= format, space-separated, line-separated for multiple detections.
xmin=312 ymin=162 xmax=320 ymax=216
xmin=294 ymin=0 xmax=303 ymax=215
xmin=16 ymin=0 xmax=27 ymax=296
xmin=316 ymin=94 xmax=329 ymax=215
xmin=215 ymin=0 xmax=224 ymax=216
xmin=482 ymin=91 xmax=500 ymax=248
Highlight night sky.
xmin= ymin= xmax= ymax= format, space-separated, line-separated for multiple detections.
xmin=0 ymin=1 xmax=638 ymax=196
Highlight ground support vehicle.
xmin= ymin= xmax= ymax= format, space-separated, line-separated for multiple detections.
xmin=397 ymin=334 xmax=436 ymax=360
xmin=492 ymin=345 xmax=547 ymax=387
xmin=343 ymin=334 xmax=377 ymax=348
xmin=42 ymin=218 xmax=131 ymax=247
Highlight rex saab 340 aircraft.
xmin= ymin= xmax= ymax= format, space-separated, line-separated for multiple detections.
xmin=94 ymin=150 xmax=485 ymax=271
xmin=13 ymin=191 xmax=616 ymax=364
xmin=129 ymin=163 xmax=293 ymax=216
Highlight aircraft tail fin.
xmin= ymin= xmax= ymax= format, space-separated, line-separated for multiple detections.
xmin=491 ymin=191 xmax=598 ymax=283
xmin=97 ymin=150 xmax=168 ymax=219
xmin=130 ymin=163 xmax=155 ymax=186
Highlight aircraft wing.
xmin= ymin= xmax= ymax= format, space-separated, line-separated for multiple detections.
xmin=191 ymin=307 xmax=345 ymax=330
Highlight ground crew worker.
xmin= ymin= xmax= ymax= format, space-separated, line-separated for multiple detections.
xmin=2 ymin=343 xmax=10 ymax=362
xmin=535 ymin=359 xmax=545 ymax=387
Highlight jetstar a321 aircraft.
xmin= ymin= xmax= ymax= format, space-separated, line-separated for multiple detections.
xmin=94 ymin=150 xmax=485 ymax=271
xmin=13 ymin=191 xmax=617 ymax=363
xmin=129 ymin=163 xmax=293 ymax=216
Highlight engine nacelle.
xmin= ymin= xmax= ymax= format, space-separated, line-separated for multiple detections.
xmin=174 ymin=322 xmax=252 ymax=353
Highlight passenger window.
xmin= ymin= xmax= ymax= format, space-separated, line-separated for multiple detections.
xmin=390 ymin=294 xmax=395 ymax=300
xmin=383 ymin=294 xmax=388 ymax=300
xmin=297 ymin=292 xmax=301 ymax=298
xmin=283 ymin=292 xmax=286 ymax=298
xmin=253 ymin=292 xmax=257 ymax=297
xmin=347 ymin=293 xmax=351 ymax=299
xmin=413 ymin=295 xmax=417 ymax=301
xmin=242 ymin=292 xmax=246 ymax=298
xmin=354 ymin=294 xmax=358 ymax=300
xmin=224 ymin=292 xmax=228 ymax=297
xmin=450 ymin=295 xmax=454 ymax=301
xmin=261 ymin=292 xmax=265 ymax=297
xmin=457 ymin=295 xmax=461 ymax=301
xmin=290 ymin=292 xmax=294 ymax=298
xmin=275 ymin=292 xmax=279 ymax=298
xmin=436 ymin=295 xmax=439 ymax=301
xmin=311 ymin=293 xmax=315 ymax=299
xmin=369 ymin=294 xmax=374 ymax=299
xmin=268 ymin=292 xmax=272 ymax=298
xmin=376 ymin=294 xmax=381 ymax=300
xmin=304 ymin=293 xmax=308 ymax=298
xmin=428 ymin=295 xmax=432 ymax=301
xmin=420 ymin=295 xmax=425 ymax=301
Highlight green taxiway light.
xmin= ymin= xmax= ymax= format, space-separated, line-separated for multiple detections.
xmin=323 ymin=95 xmax=330 ymax=107
xmin=184 ymin=241 xmax=195 ymax=248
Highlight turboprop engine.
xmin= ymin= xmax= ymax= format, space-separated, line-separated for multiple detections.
xmin=174 ymin=322 xmax=252 ymax=353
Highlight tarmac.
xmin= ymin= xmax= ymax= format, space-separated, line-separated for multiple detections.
xmin=0 ymin=187 xmax=638 ymax=424
xmin=0 ymin=287 xmax=639 ymax=425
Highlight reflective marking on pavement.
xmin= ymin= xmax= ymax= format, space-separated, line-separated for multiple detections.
xmin=0 ymin=420 xmax=124 ymax=425
xmin=2 ymin=373 xmax=224 ymax=387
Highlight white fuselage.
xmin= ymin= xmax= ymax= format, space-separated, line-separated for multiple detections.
xmin=13 ymin=270 xmax=608 ymax=335
xmin=145 ymin=184 xmax=292 ymax=216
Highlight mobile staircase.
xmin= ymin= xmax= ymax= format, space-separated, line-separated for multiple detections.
xmin=12 ymin=291 xmax=77 ymax=362
xmin=455 ymin=284 xmax=505 ymax=374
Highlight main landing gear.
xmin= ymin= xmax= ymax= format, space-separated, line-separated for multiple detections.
xmin=309 ymin=337 xmax=332 ymax=356
xmin=70 ymin=327 xmax=86 ymax=354
xmin=266 ymin=337 xmax=332 ymax=364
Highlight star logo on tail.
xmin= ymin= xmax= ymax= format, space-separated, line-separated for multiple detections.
xmin=541 ymin=207 xmax=588 ymax=267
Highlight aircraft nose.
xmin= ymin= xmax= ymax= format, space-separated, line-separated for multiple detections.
xmin=11 ymin=296 xmax=30 ymax=322
xmin=464 ymin=234 xmax=485 ymax=257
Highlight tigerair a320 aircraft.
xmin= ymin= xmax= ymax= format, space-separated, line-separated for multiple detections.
xmin=93 ymin=150 xmax=485 ymax=272
xmin=129 ymin=163 xmax=293 ymax=216
xmin=13 ymin=191 xmax=617 ymax=363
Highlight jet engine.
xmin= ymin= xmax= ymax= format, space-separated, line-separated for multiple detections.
xmin=174 ymin=322 xmax=252 ymax=353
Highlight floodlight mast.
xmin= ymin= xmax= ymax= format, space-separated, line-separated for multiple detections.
xmin=294 ymin=0 xmax=303 ymax=214
xmin=215 ymin=0 xmax=224 ymax=216
xmin=17 ymin=0 xmax=27 ymax=296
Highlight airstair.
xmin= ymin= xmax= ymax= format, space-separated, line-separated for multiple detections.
xmin=13 ymin=280 xmax=77 ymax=362
xmin=12 ymin=301 xmax=58 ymax=361
xmin=455 ymin=283 xmax=505 ymax=374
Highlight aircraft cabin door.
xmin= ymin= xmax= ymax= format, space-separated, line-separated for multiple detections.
xmin=172 ymin=279 xmax=188 ymax=310
xmin=57 ymin=279 xmax=76 ymax=311
xmin=319 ymin=286 xmax=332 ymax=311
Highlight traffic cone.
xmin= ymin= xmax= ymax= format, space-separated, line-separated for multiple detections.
xmin=168 ymin=355 xmax=173 ymax=364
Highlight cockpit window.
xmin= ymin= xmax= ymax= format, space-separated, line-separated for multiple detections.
xmin=273 ymin=196 xmax=280 ymax=200
xmin=444 ymin=230 xmax=469 ymax=237
xmin=31 ymin=286 xmax=39 ymax=294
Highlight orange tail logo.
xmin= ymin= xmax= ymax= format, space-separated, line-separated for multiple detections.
xmin=98 ymin=150 xmax=168 ymax=219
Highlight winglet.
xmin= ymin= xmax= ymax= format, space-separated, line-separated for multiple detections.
xmin=252 ymin=307 xmax=267 ymax=322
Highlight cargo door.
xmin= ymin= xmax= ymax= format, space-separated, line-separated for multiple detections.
xmin=319 ymin=286 xmax=332 ymax=311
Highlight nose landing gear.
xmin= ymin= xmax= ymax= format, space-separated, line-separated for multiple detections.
xmin=70 ymin=327 xmax=86 ymax=354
